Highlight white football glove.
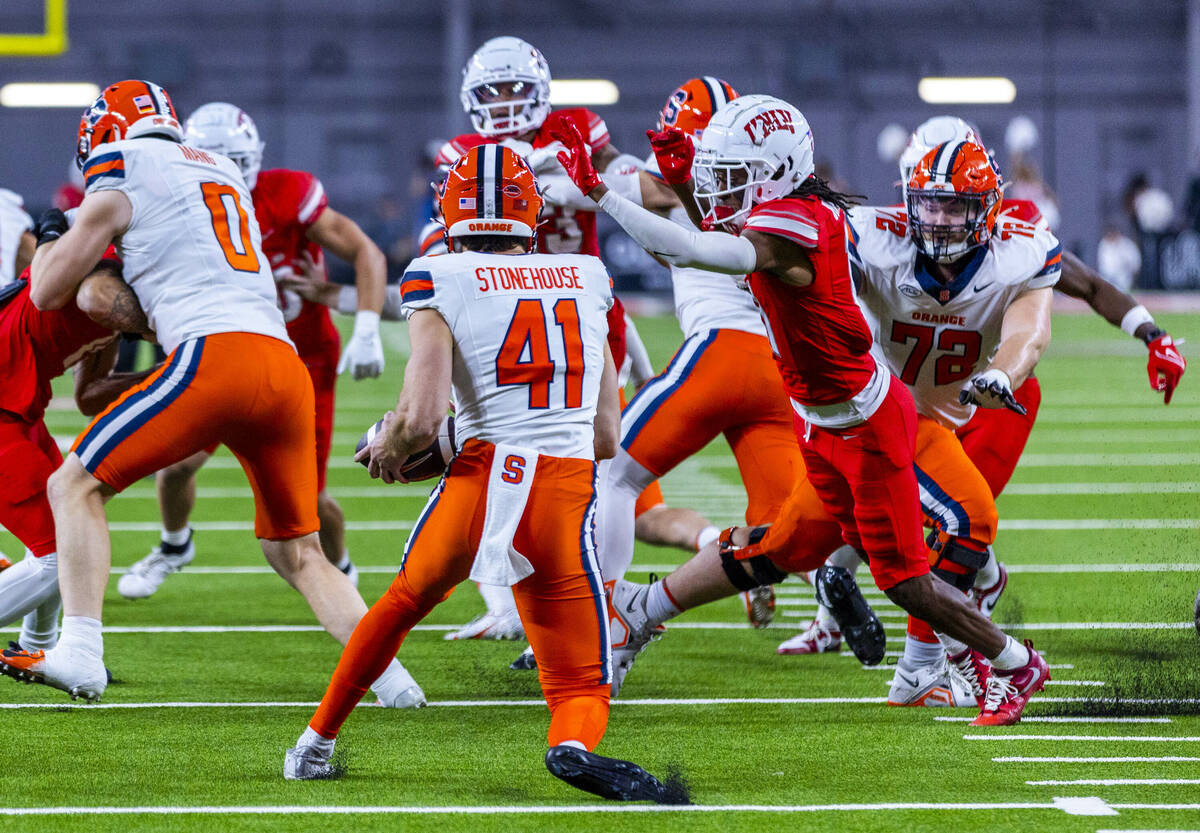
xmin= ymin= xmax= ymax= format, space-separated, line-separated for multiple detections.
xmin=958 ymin=368 xmax=1026 ymax=414
xmin=338 ymin=310 xmax=385 ymax=380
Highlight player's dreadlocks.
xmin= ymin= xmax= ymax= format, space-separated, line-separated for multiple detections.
xmin=790 ymin=175 xmax=864 ymax=214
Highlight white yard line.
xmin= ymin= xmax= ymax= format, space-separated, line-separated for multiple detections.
xmin=994 ymin=756 xmax=1200 ymax=763
xmin=964 ymin=735 xmax=1200 ymax=742
xmin=935 ymin=716 xmax=1170 ymax=723
xmin=1029 ymin=778 xmax=1200 ymax=786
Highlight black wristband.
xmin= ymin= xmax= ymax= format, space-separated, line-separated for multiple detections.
xmin=35 ymin=208 xmax=68 ymax=247
xmin=1140 ymin=326 xmax=1166 ymax=346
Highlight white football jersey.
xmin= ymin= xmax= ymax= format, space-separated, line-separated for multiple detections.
xmin=400 ymin=250 xmax=614 ymax=459
xmin=644 ymin=155 xmax=764 ymax=338
xmin=82 ymin=138 xmax=289 ymax=354
xmin=0 ymin=188 xmax=33 ymax=281
xmin=848 ymin=205 xmax=1061 ymax=427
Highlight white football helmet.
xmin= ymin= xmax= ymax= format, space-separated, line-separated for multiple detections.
xmin=460 ymin=36 xmax=552 ymax=137
xmin=692 ymin=94 xmax=814 ymax=230
xmin=183 ymin=102 xmax=265 ymax=189
xmin=898 ymin=116 xmax=982 ymax=194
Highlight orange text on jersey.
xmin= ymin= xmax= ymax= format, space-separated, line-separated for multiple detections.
xmin=475 ymin=265 xmax=585 ymax=293
xmin=911 ymin=311 xmax=966 ymax=326
xmin=179 ymin=145 xmax=218 ymax=166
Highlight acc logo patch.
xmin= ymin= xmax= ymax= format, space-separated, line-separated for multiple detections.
xmin=899 ymin=284 xmax=923 ymax=298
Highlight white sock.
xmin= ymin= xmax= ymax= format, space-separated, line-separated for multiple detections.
xmin=898 ymin=634 xmax=946 ymax=671
xmin=935 ymin=632 xmax=968 ymax=658
xmin=162 ymin=527 xmax=191 ymax=547
xmin=989 ymin=635 xmax=1031 ymax=670
xmin=974 ymin=547 xmax=1000 ymax=589
xmin=645 ymin=579 xmax=681 ymax=625
xmin=476 ymin=582 xmax=517 ymax=615
xmin=0 ymin=551 xmax=59 ymax=627
xmin=333 ymin=552 xmax=352 ymax=572
xmin=555 ymin=739 xmax=587 ymax=751
xmin=58 ymin=615 xmax=103 ymax=658
xmin=298 ymin=725 xmax=336 ymax=754
xmin=20 ymin=592 xmax=61 ymax=651
xmin=695 ymin=525 xmax=720 ymax=551
xmin=827 ymin=544 xmax=863 ymax=571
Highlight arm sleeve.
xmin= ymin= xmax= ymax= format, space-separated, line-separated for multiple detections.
xmin=596 ymin=189 xmax=757 ymax=275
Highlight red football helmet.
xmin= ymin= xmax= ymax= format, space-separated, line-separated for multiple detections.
xmin=906 ymin=140 xmax=1003 ymax=263
xmin=658 ymin=76 xmax=738 ymax=139
xmin=437 ymin=144 xmax=543 ymax=251
xmin=76 ymin=80 xmax=182 ymax=170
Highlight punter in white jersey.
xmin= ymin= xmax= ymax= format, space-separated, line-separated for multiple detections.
xmin=1 ymin=80 xmax=422 ymax=707
xmin=0 ymin=189 xmax=35 ymax=282
xmin=843 ymin=140 xmax=1058 ymax=708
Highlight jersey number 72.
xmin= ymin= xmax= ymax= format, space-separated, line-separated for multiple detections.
xmin=496 ymin=298 xmax=585 ymax=409
xmin=890 ymin=321 xmax=982 ymax=386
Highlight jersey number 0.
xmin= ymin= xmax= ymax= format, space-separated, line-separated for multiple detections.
xmin=200 ymin=182 xmax=261 ymax=273
xmin=496 ymin=298 xmax=585 ymax=409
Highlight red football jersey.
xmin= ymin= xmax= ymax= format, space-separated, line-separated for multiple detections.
xmin=435 ymin=108 xmax=611 ymax=257
xmin=252 ymin=169 xmax=341 ymax=359
xmin=0 ymin=279 xmax=116 ymax=424
xmin=742 ymin=197 xmax=875 ymax=406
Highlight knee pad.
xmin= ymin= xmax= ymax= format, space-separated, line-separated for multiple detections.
xmin=927 ymin=531 xmax=989 ymax=593
xmin=718 ymin=526 xmax=788 ymax=591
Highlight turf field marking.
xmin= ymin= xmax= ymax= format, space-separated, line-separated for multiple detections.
xmin=935 ymin=716 xmax=1170 ymax=723
xmin=0 ymin=798 xmax=1147 ymax=816
xmin=964 ymin=735 xmax=1200 ymax=742
xmin=1030 ymin=779 xmax=1200 ymax=786
xmin=1004 ymin=482 xmax=1200 ymax=495
xmin=1018 ymin=453 xmax=1200 ymax=467
xmin=890 ymin=679 xmax=1106 ymax=688
xmin=994 ymin=756 xmax=1200 ymax=763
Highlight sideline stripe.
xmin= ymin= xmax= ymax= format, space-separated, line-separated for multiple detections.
xmin=964 ymin=735 xmax=1200 ymax=742
xmin=994 ymin=756 xmax=1200 ymax=763
xmin=935 ymin=716 xmax=1170 ymax=723
xmin=1030 ymin=779 xmax=1200 ymax=786
xmin=0 ymin=800 xmax=1131 ymax=816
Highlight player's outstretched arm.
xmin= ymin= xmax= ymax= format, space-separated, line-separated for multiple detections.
xmin=1057 ymin=249 xmax=1186 ymax=403
xmin=356 ymin=309 xmax=452 ymax=483
xmin=307 ymin=207 xmax=387 ymax=379
xmin=29 ymin=193 xmax=131 ymax=310
xmin=960 ymin=287 xmax=1052 ymax=413
xmin=594 ymin=342 xmax=620 ymax=460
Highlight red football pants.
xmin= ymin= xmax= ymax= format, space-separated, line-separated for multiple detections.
xmin=0 ymin=412 xmax=62 ymax=557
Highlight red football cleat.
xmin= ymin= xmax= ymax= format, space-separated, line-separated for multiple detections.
xmin=970 ymin=640 xmax=1049 ymax=726
xmin=0 ymin=556 xmax=12 ymax=572
xmin=948 ymin=647 xmax=991 ymax=709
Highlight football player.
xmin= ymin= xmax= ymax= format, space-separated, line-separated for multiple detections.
xmin=0 ymin=80 xmax=420 ymax=708
xmin=284 ymin=145 xmax=685 ymax=805
xmin=555 ymin=95 xmax=1049 ymax=725
xmin=115 ymin=102 xmax=388 ymax=601
xmin=0 ymin=250 xmax=154 ymax=654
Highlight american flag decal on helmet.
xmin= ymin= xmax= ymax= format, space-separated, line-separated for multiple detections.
xmin=459 ymin=197 xmax=476 ymax=209
xmin=132 ymin=94 xmax=156 ymax=115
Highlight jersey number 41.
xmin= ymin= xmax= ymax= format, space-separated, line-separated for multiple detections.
xmin=496 ymin=298 xmax=585 ymax=410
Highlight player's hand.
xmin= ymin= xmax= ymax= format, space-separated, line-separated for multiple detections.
xmin=355 ymin=410 xmax=403 ymax=483
xmin=1147 ymin=333 xmax=1186 ymax=404
xmin=338 ymin=310 xmax=385 ymax=380
xmin=35 ymin=208 xmax=69 ymax=247
xmin=958 ymin=368 xmax=1026 ymax=415
xmin=549 ymin=118 xmax=602 ymax=196
xmin=276 ymin=253 xmax=341 ymax=307
xmin=646 ymin=127 xmax=694 ymax=185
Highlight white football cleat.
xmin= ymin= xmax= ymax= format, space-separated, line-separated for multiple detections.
xmin=608 ymin=579 xmax=659 ymax=698
xmin=887 ymin=660 xmax=977 ymax=707
xmin=371 ymin=662 xmax=426 ymax=709
xmin=970 ymin=562 xmax=1008 ymax=619
xmin=118 ymin=537 xmax=195 ymax=600
xmin=776 ymin=617 xmax=842 ymax=655
xmin=284 ymin=743 xmax=335 ymax=780
xmin=0 ymin=643 xmax=108 ymax=703
xmin=443 ymin=608 xmax=524 ymax=641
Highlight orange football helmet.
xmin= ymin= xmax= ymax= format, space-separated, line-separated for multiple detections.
xmin=658 ymin=76 xmax=738 ymax=139
xmin=437 ymin=144 xmax=543 ymax=250
xmin=76 ymin=80 xmax=182 ymax=170
xmin=906 ymin=140 xmax=1003 ymax=263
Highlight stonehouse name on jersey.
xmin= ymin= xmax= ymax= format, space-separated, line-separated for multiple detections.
xmin=475 ymin=263 xmax=586 ymax=293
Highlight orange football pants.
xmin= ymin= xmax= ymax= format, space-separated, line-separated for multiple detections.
xmin=71 ymin=332 xmax=319 ymax=540
xmin=621 ymin=328 xmax=804 ymax=526
xmin=310 ymin=439 xmax=610 ymax=750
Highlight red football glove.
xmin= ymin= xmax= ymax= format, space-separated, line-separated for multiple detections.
xmin=549 ymin=119 xmax=602 ymax=195
xmin=1147 ymin=333 xmax=1186 ymax=404
xmin=646 ymin=127 xmax=694 ymax=185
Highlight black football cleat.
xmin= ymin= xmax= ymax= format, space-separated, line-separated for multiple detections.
xmin=545 ymin=746 xmax=689 ymax=804
xmin=813 ymin=565 xmax=886 ymax=666
xmin=509 ymin=646 xmax=537 ymax=671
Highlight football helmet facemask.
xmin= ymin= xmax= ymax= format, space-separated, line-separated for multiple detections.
xmin=183 ymin=102 xmax=266 ymax=189
xmin=438 ymin=144 xmax=544 ymax=251
xmin=691 ymin=94 xmax=814 ymax=230
xmin=76 ymin=80 xmax=182 ymax=171
xmin=906 ymin=140 xmax=1003 ymax=264
xmin=460 ymin=37 xmax=552 ymax=138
